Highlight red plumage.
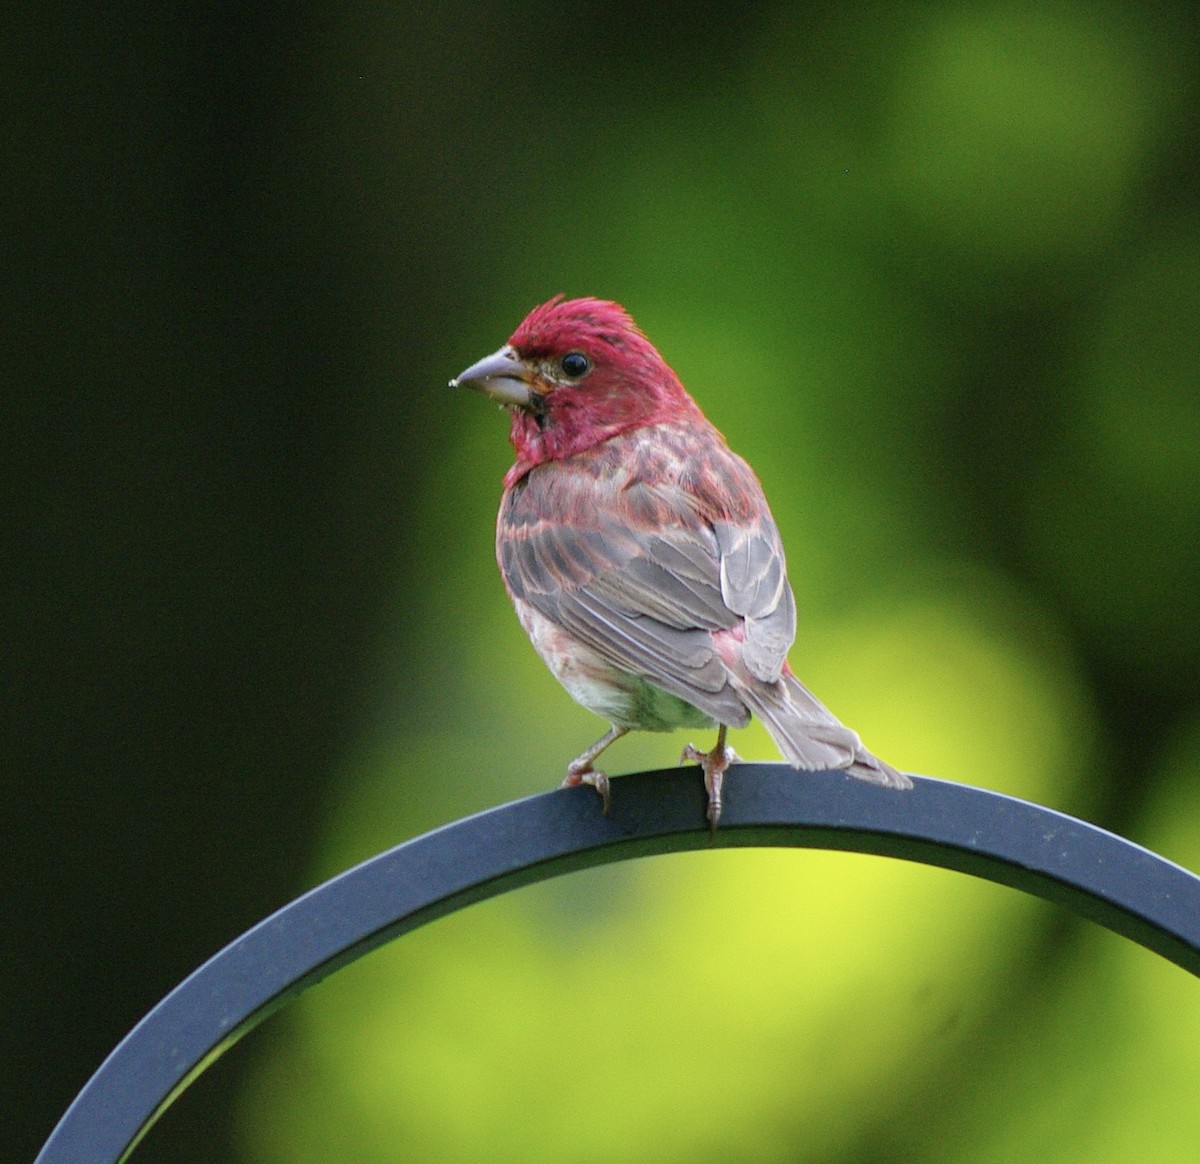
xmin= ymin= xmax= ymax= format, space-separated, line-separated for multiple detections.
xmin=453 ymin=296 xmax=910 ymax=824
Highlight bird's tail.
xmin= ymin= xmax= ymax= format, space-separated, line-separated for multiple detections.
xmin=739 ymin=671 xmax=912 ymax=790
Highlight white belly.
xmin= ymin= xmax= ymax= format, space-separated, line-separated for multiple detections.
xmin=512 ymin=598 xmax=715 ymax=732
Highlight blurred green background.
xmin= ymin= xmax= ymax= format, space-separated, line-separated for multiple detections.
xmin=6 ymin=2 xmax=1200 ymax=1160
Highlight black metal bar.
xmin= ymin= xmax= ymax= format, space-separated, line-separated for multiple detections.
xmin=36 ymin=767 xmax=1200 ymax=1163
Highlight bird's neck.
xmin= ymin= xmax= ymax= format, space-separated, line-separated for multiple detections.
xmin=504 ymin=394 xmax=700 ymax=488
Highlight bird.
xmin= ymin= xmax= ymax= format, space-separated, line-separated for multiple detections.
xmin=451 ymin=296 xmax=911 ymax=825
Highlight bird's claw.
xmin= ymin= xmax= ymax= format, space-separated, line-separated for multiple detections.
xmin=561 ymin=765 xmax=611 ymax=815
xmin=680 ymin=739 xmax=740 ymax=829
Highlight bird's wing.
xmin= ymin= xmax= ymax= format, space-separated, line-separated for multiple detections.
xmin=497 ymin=425 xmax=795 ymax=723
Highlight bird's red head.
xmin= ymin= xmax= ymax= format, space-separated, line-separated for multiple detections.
xmin=454 ymin=296 xmax=701 ymax=478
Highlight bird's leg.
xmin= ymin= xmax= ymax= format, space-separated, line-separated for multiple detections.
xmin=562 ymin=725 xmax=628 ymax=815
xmin=681 ymin=724 xmax=740 ymax=827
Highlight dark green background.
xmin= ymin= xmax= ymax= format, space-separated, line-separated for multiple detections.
xmin=6 ymin=4 xmax=1199 ymax=1160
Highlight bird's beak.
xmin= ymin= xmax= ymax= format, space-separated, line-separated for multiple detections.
xmin=450 ymin=345 xmax=535 ymax=409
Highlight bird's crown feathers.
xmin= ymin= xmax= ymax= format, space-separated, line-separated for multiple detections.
xmin=508 ymin=295 xmax=648 ymax=362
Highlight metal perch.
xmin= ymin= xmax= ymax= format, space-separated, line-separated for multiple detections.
xmin=37 ymin=766 xmax=1200 ymax=1163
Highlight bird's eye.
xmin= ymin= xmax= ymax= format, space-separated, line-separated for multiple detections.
xmin=559 ymin=351 xmax=591 ymax=379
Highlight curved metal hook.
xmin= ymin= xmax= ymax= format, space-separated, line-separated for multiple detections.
xmin=37 ymin=767 xmax=1200 ymax=1162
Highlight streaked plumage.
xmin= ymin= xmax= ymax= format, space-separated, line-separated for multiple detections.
xmin=453 ymin=296 xmax=910 ymax=824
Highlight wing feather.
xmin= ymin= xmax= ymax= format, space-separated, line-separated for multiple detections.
xmin=498 ymin=424 xmax=796 ymax=723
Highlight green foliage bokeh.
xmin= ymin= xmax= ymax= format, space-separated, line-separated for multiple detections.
xmin=227 ymin=2 xmax=1199 ymax=1160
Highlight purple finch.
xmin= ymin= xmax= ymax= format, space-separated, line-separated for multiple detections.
xmin=453 ymin=296 xmax=910 ymax=825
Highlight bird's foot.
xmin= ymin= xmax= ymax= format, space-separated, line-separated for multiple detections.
xmin=561 ymin=725 xmax=626 ymax=815
xmin=561 ymin=763 xmax=611 ymax=815
xmin=680 ymin=734 xmax=740 ymax=828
